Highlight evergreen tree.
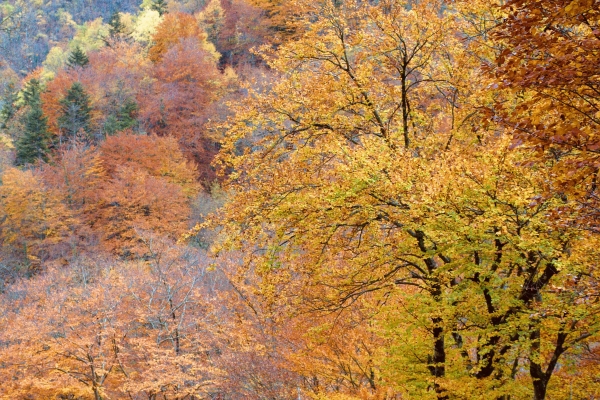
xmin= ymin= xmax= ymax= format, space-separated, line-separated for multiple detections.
xmin=21 ymin=79 xmax=43 ymax=107
xmin=16 ymin=106 xmax=52 ymax=165
xmin=0 ymin=86 xmax=18 ymax=129
xmin=108 ymin=10 xmax=127 ymax=40
xmin=103 ymin=98 xmax=139 ymax=135
xmin=66 ymin=46 xmax=89 ymax=68
xmin=58 ymin=82 xmax=92 ymax=141
xmin=15 ymin=80 xmax=51 ymax=165
xmin=151 ymin=0 xmax=168 ymax=16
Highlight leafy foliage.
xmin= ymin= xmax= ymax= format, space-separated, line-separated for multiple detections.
xmin=493 ymin=0 xmax=600 ymax=234
xmin=0 ymin=0 xmax=598 ymax=399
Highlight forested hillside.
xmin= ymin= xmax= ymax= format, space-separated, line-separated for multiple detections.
xmin=0 ymin=0 xmax=599 ymax=399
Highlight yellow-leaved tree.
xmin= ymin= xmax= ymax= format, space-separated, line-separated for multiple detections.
xmin=208 ymin=0 xmax=600 ymax=399
xmin=0 ymin=167 xmax=77 ymax=268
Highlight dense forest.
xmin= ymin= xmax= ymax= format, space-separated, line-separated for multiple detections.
xmin=0 ymin=0 xmax=599 ymax=398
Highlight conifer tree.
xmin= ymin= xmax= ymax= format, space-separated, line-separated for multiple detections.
xmin=0 ymin=87 xmax=17 ymax=129
xmin=21 ymin=79 xmax=43 ymax=106
xmin=15 ymin=80 xmax=51 ymax=165
xmin=151 ymin=0 xmax=168 ymax=16
xmin=58 ymin=82 xmax=92 ymax=141
xmin=108 ymin=10 xmax=127 ymax=40
xmin=103 ymin=98 xmax=139 ymax=135
xmin=16 ymin=105 xmax=52 ymax=165
xmin=66 ymin=46 xmax=89 ymax=68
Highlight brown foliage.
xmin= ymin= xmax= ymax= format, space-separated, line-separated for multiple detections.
xmin=94 ymin=133 xmax=200 ymax=256
xmin=493 ymin=0 xmax=600 ymax=229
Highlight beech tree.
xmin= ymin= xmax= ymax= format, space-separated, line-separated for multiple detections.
xmin=96 ymin=133 xmax=200 ymax=256
xmin=148 ymin=12 xmax=219 ymax=63
xmin=209 ymin=0 xmax=600 ymax=398
xmin=40 ymin=140 xmax=106 ymax=254
xmin=140 ymin=33 xmax=233 ymax=182
xmin=492 ymin=0 xmax=600 ymax=234
xmin=0 ymin=168 xmax=76 ymax=268
xmin=0 ymin=242 xmax=221 ymax=399
xmin=1 ymin=0 xmax=599 ymax=398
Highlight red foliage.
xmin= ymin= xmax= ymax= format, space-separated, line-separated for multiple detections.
xmin=140 ymin=38 xmax=227 ymax=183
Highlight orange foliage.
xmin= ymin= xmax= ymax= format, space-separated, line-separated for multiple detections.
xmin=41 ymin=42 xmax=151 ymax=139
xmin=148 ymin=12 xmax=215 ymax=63
xmin=141 ymin=38 xmax=230 ymax=182
xmin=0 ymin=242 xmax=221 ymax=399
xmin=99 ymin=132 xmax=199 ymax=194
xmin=21 ymin=67 xmax=45 ymax=87
xmin=0 ymin=122 xmax=202 ymax=261
xmin=0 ymin=168 xmax=77 ymax=266
xmin=40 ymin=140 xmax=106 ymax=253
xmin=41 ymin=71 xmax=85 ymax=137
xmin=493 ymin=0 xmax=600 ymax=230
xmin=95 ymin=133 xmax=200 ymax=256
xmin=212 ymin=0 xmax=269 ymax=67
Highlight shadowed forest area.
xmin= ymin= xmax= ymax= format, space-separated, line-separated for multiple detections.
xmin=0 ymin=0 xmax=599 ymax=399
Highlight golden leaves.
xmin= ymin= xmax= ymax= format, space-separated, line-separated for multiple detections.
xmin=210 ymin=0 xmax=600 ymax=397
xmin=564 ymin=0 xmax=595 ymax=16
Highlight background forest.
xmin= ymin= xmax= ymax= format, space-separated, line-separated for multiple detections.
xmin=0 ymin=0 xmax=599 ymax=399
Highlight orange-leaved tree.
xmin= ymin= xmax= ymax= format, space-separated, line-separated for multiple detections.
xmin=0 ymin=241 xmax=221 ymax=399
xmin=148 ymin=12 xmax=219 ymax=63
xmin=492 ymin=0 xmax=600 ymax=231
xmin=0 ymin=167 xmax=77 ymax=268
xmin=141 ymin=34 xmax=234 ymax=182
xmin=96 ymin=132 xmax=200 ymax=256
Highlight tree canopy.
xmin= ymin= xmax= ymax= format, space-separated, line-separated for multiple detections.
xmin=0 ymin=0 xmax=599 ymax=399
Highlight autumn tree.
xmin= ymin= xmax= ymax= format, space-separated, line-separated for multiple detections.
xmin=249 ymin=0 xmax=300 ymax=44
xmin=96 ymin=133 xmax=200 ymax=256
xmin=141 ymin=34 xmax=232 ymax=182
xmin=119 ymin=236 xmax=221 ymax=397
xmin=40 ymin=140 xmax=106 ymax=255
xmin=147 ymin=12 xmax=219 ymax=62
xmin=83 ymin=42 xmax=150 ymax=137
xmin=492 ymin=0 xmax=600 ymax=232
xmin=42 ymin=41 xmax=152 ymax=142
xmin=0 ymin=264 xmax=134 ymax=399
xmin=0 ymin=242 xmax=222 ymax=399
xmin=199 ymin=0 xmax=268 ymax=67
xmin=0 ymin=168 xmax=76 ymax=268
xmin=209 ymin=0 xmax=600 ymax=398
xmin=198 ymin=0 xmax=225 ymax=45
